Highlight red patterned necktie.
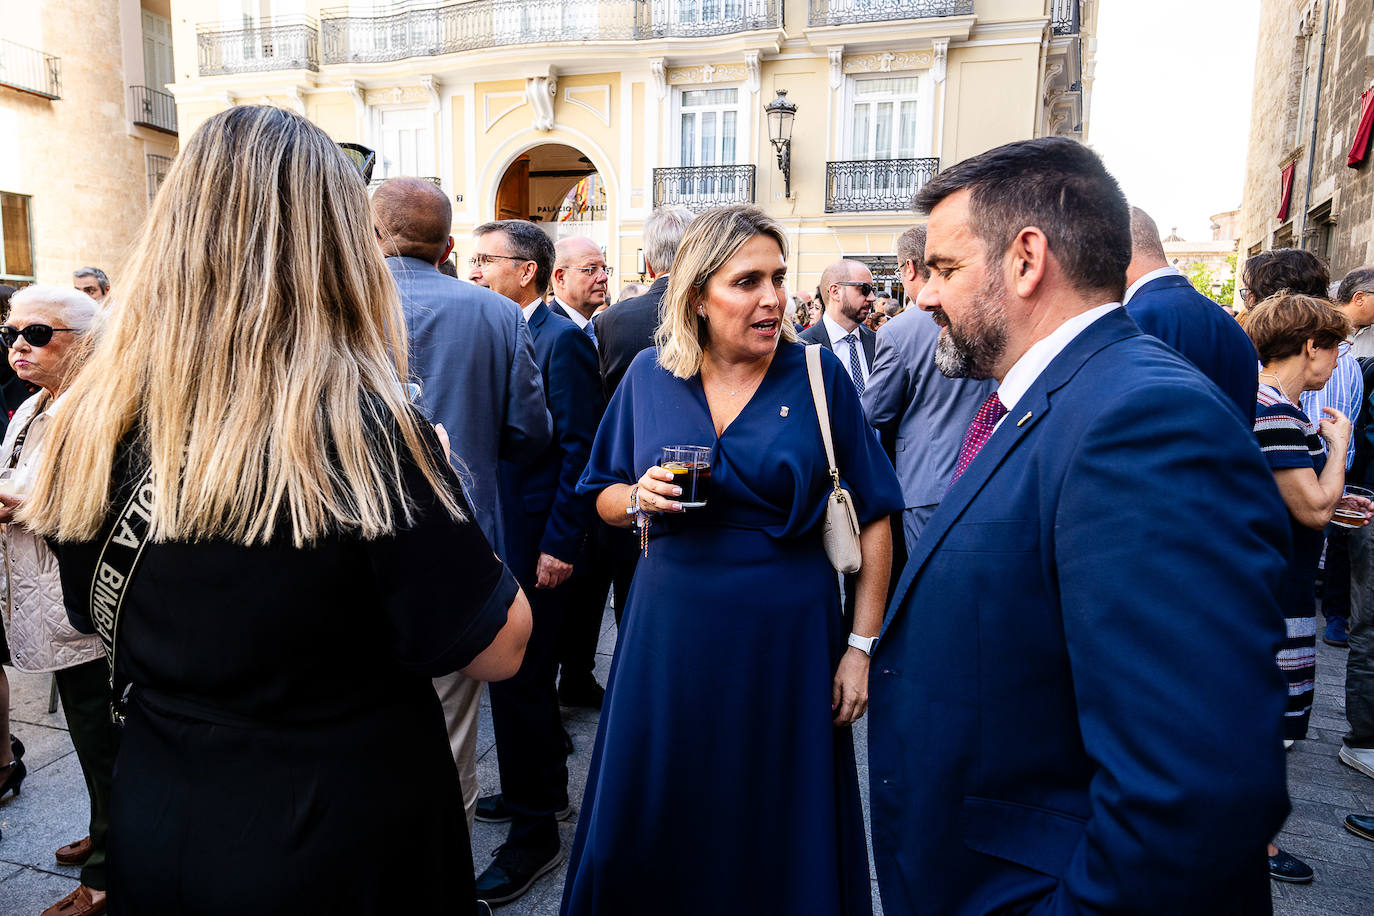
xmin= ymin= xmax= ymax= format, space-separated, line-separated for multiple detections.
xmin=949 ymin=392 xmax=1008 ymax=486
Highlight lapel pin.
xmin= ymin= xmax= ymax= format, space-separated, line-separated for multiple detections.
xmin=1016 ymin=411 xmax=1032 ymax=427
xmin=780 ymin=406 xmax=790 ymax=417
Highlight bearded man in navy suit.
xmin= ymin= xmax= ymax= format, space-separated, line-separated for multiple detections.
xmin=869 ymin=138 xmax=1293 ymax=915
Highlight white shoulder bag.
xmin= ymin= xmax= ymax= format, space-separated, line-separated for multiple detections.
xmin=805 ymin=344 xmax=863 ymax=574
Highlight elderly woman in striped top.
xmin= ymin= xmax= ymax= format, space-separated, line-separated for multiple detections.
xmin=1240 ymin=291 xmax=1371 ymax=884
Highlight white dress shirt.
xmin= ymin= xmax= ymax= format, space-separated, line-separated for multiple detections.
xmin=994 ymin=303 xmax=1123 ymax=430
xmin=822 ymin=313 xmax=871 ymax=386
xmin=552 ymin=297 xmax=592 ymax=331
xmin=1122 ymin=266 xmax=1183 ymax=305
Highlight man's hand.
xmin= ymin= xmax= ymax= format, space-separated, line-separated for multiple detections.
xmin=536 ymin=553 xmax=573 ymax=589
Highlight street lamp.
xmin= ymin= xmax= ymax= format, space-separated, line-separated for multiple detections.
xmin=765 ymin=89 xmax=797 ymax=198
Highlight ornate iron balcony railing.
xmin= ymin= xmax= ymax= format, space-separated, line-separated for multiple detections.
xmin=825 ymin=158 xmax=940 ymax=213
xmin=369 ymin=176 xmax=442 ymax=189
xmin=320 ymin=0 xmax=780 ymax=65
xmin=808 ymin=0 xmax=972 ymax=28
xmin=0 ymin=38 xmax=61 ymax=100
xmin=652 ymin=165 xmax=756 ymax=211
xmin=130 ymin=85 xmax=178 ymax=134
xmin=1051 ymin=0 xmax=1080 ymax=36
xmin=197 ymin=17 xmax=319 ymax=76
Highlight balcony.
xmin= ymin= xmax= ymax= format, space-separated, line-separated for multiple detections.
xmin=130 ymin=85 xmax=178 ymax=134
xmin=320 ymin=0 xmax=781 ymax=66
xmin=825 ymin=158 xmax=940 ymax=213
xmin=368 ymin=176 xmax=442 ymax=190
xmin=808 ymin=0 xmax=973 ymax=28
xmin=0 ymin=38 xmax=61 ymax=100
xmin=197 ymin=17 xmax=319 ymax=76
xmin=1051 ymin=0 xmax=1080 ymax=36
xmin=652 ymin=165 xmax=756 ymax=211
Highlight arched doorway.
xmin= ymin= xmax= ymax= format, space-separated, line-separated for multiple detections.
xmin=495 ymin=143 xmax=609 ymax=252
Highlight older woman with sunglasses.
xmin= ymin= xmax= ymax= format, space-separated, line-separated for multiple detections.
xmin=0 ymin=285 xmax=115 ymax=916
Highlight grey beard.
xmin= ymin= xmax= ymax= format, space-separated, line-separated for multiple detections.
xmin=934 ymin=322 xmax=1004 ymax=380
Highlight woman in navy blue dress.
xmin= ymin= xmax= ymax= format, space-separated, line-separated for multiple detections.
xmin=562 ymin=206 xmax=902 ymax=914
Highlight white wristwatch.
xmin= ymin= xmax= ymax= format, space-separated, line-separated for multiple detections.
xmin=847 ymin=633 xmax=877 ymax=656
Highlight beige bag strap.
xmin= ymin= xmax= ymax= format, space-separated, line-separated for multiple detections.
xmin=805 ymin=345 xmax=842 ymax=488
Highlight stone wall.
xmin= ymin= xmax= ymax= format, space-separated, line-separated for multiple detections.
xmin=1240 ymin=0 xmax=1374 ymax=279
xmin=0 ymin=0 xmax=177 ymax=288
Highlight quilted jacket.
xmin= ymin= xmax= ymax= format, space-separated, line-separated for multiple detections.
xmin=0 ymin=391 xmax=105 ymax=672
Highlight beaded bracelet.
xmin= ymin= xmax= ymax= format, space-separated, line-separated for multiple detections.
xmin=625 ymin=485 xmax=651 ymax=557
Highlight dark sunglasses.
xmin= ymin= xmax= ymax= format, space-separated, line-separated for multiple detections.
xmin=837 ymin=281 xmax=876 ymax=297
xmin=1 ymin=324 xmax=76 ymax=349
xmin=338 ymin=142 xmax=376 ymax=184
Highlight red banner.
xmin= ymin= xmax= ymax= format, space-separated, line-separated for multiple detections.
xmin=1348 ymin=84 xmax=1374 ymax=168
xmin=1277 ymin=161 xmax=1296 ymax=221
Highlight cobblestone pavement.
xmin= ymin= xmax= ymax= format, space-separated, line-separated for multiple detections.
xmin=2 ymin=608 xmax=1371 ymax=914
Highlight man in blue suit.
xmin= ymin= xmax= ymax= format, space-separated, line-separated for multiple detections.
xmin=373 ymin=179 xmax=551 ymax=834
xmin=1124 ymin=206 xmax=1258 ymax=422
xmin=467 ymin=220 xmax=603 ymax=904
xmin=869 ymin=138 xmax=1293 ymax=915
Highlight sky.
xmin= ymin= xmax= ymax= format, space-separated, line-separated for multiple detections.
xmin=1089 ymin=0 xmax=1261 ymax=242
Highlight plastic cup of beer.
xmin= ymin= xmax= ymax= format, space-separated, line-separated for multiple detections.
xmin=660 ymin=445 xmax=712 ymax=508
xmin=0 ymin=467 xmax=30 ymax=503
xmin=1333 ymin=485 xmax=1374 ymax=528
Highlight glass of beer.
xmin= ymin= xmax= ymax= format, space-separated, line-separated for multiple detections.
xmin=661 ymin=445 xmax=712 ymax=508
xmin=1333 ymin=485 xmax=1374 ymax=528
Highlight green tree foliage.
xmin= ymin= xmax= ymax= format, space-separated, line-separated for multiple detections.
xmin=1184 ymin=252 xmax=1237 ymax=306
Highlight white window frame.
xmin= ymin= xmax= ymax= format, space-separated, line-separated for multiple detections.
xmin=371 ymin=105 xmax=437 ymax=182
xmin=671 ymin=84 xmax=750 ymax=168
xmin=842 ymin=73 xmax=935 ymax=161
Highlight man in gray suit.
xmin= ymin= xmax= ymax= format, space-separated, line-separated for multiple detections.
xmin=862 ymin=226 xmax=995 ymax=544
xmin=372 ymin=178 xmax=552 ymax=829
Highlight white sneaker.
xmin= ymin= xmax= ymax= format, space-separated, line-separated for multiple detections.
xmin=1339 ymin=745 xmax=1374 ymax=780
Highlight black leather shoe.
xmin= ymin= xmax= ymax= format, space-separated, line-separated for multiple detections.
xmin=1345 ymin=813 xmax=1374 ymax=842
xmin=558 ymin=675 xmax=605 ymax=709
xmin=10 ymin=736 xmax=23 ymax=760
xmin=1268 ymin=847 xmax=1314 ymax=883
xmin=474 ymin=837 xmax=562 ymax=904
xmin=475 ymin=793 xmax=572 ymax=824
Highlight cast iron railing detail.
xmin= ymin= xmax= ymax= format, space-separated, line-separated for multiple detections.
xmin=197 ymin=17 xmax=319 ymax=75
xmin=825 ymin=158 xmax=940 ymax=213
xmin=652 ymin=165 xmax=756 ymax=211
xmin=130 ymin=85 xmax=178 ymax=134
xmin=1051 ymin=0 xmax=1080 ymax=36
xmin=0 ymin=39 xmax=61 ymax=99
xmin=808 ymin=0 xmax=972 ymax=28
xmin=369 ymin=176 xmax=442 ymax=189
xmin=319 ymin=0 xmax=780 ymax=65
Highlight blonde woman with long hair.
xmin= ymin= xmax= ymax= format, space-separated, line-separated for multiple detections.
xmin=562 ymin=206 xmax=902 ymax=914
xmin=21 ymin=105 xmax=530 ymax=915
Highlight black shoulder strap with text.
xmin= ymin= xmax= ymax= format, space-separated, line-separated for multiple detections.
xmin=88 ymin=464 xmax=155 ymax=725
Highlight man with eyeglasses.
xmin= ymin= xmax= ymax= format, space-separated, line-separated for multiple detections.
xmin=371 ymin=179 xmax=552 ymax=844
xmin=550 ymin=237 xmax=610 ymax=340
xmin=468 ymin=220 xmax=603 ymax=905
xmin=799 ymin=260 xmax=879 ymax=394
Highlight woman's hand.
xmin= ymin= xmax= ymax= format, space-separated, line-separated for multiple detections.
xmin=0 ymin=494 xmax=23 ymax=525
xmin=1319 ymin=406 xmax=1352 ymax=450
xmin=635 ymin=465 xmax=686 ymax=516
xmin=832 ymin=647 xmax=870 ymax=725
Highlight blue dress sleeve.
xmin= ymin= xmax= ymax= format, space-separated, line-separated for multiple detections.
xmin=819 ymin=348 xmax=905 ymax=524
xmin=578 ymin=349 xmax=648 ymax=495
